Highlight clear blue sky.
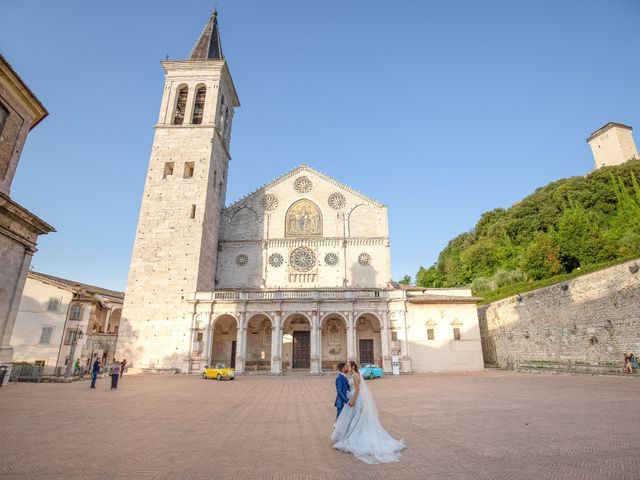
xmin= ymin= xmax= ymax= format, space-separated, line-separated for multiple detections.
xmin=3 ymin=0 xmax=639 ymax=291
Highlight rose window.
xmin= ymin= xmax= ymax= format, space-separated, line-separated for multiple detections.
xmin=328 ymin=192 xmax=346 ymax=210
xmin=294 ymin=176 xmax=313 ymax=193
xmin=235 ymin=254 xmax=248 ymax=267
xmin=290 ymin=246 xmax=316 ymax=272
xmin=324 ymin=252 xmax=339 ymax=266
xmin=261 ymin=194 xmax=279 ymax=211
xmin=268 ymin=253 xmax=284 ymax=268
xmin=358 ymin=253 xmax=372 ymax=266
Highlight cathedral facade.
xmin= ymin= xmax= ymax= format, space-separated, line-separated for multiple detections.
xmin=117 ymin=11 xmax=484 ymax=375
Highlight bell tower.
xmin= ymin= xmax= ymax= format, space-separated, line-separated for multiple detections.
xmin=118 ymin=10 xmax=240 ymax=369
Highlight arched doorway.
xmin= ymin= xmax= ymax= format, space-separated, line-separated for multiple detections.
xmin=282 ymin=314 xmax=311 ymax=371
xmin=355 ymin=313 xmax=382 ymax=366
xmin=245 ymin=314 xmax=273 ymax=372
xmin=321 ymin=313 xmax=348 ymax=371
xmin=211 ymin=314 xmax=238 ymax=368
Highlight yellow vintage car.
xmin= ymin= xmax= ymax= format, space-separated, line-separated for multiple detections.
xmin=202 ymin=363 xmax=235 ymax=381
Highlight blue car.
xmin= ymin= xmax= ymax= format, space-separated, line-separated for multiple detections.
xmin=360 ymin=363 xmax=383 ymax=379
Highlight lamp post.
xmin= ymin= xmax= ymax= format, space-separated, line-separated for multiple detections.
xmin=64 ymin=329 xmax=84 ymax=381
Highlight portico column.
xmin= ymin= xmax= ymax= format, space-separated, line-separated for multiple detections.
xmin=235 ymin=312 xmax=246 ymax=374
xmin=399 ymin=310 xmax=412 ymax=373
xmin=381 ymin=311 xmax=392 ymax=373
xmin=204 ymin=312 xmax=213 ymax=366
xmin=346 ymin=311 xmax=355 ymax=361
xmin=310 ymin=316 xmax=321 ymax=375
xmin=270 ymin=312 xmax=282 ymax=375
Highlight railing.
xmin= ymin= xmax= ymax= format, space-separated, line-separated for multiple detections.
xmin=9 ymin=365 xmax=66 ymax=383
xmin=209 ymin=289 xmax=388 ymax=301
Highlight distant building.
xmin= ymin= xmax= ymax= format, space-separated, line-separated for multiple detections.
xmin=10 ymin=271 xmax=123 ymax=375
xmin=0 ymin=55 xmax=55 ymax=384
xmin=587 ymin=122 xmax=638 ymax=169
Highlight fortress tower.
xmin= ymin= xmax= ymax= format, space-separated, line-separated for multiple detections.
xmin=587 ymin=122 xmax=638 ymax=169
xmin=118 ymin=11 xmax=239 ymax=369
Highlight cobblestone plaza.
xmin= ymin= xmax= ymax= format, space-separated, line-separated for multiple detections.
xmin=1 ymin=371 xmax=639 ymax=479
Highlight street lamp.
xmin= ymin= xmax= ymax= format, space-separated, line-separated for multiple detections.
xmin=64 ymin=329 xmax=84 ymax=381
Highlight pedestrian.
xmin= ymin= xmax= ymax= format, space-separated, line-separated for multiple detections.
xmin=110 ymin=360 xmax=121 ymax=389
xmin=120 ymin=358 xmax=127 ymax=381
xmin=90 ymin=356 xmax=101 ymax=389
xmin=73 ymin=358 xmax=80 ymax=377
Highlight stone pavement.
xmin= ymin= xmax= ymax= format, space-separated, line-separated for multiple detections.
xmin=0 ymin=371 xmax=638 ymax=480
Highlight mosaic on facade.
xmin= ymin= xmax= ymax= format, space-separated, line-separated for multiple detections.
xmin=285 ymin=199 xmax=322 ymax=237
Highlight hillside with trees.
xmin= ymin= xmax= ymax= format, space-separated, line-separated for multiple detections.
xmin=415 ymin=159 xmax=640 ymax=302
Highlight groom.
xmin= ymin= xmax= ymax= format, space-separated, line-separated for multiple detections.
xmin=335 ymin=362 xmax=350 ymax=419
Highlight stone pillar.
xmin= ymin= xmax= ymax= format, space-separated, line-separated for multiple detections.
xmin=310 ymin=315 xmax=321 ymax=375
xmin=104 ymin=308 xmax=113 ymax=334
xmin=381 ymin=311 xmax=392 ymax=373
xmin=398 ymin=310 xmax=412 ymax=373
xmin=270 ymin=312 xmax=282 ymax=375
xmin=235 ymin=312 xmax=246 ymax=374
xmin=205 ymin=313 xmax=213 ymax=367
xmin=346 ymin=311 xmax=355 ymax=361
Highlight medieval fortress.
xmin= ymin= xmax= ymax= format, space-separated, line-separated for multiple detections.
xmin=116 ymin=11 xmax=484 ymax=375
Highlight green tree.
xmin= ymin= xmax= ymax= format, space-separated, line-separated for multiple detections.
xmin=520 ymin=232 xmax=563 ymax=280
xmin=398 ymin=275 xmax=412 ymax=285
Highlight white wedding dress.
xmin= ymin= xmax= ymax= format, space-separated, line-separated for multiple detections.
xmin=331 ymin=373 xmax=405 ymax=464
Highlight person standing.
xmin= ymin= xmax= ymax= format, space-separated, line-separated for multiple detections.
xmin=90 ymin=356 xmax=101 ymax=389
xmin=120 ymin=358 xmax=127 ymax=381
xmin=334 ymin=362 xmax=350 ymax=419
xmin=110 ymin=360 xmax=121 ymax=389
xmin=73 ymin=358 xmax=80 ymax=377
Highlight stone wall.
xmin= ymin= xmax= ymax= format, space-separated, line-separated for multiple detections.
xmin=478 ymin=258 xmax=640 ymax=369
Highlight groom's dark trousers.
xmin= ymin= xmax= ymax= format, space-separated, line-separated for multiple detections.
xmin=335 ymin=373 xmax=350 ymax=418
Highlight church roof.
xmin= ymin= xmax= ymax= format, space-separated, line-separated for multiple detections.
xmin=188 ymin=10 xmax=224 ymax=61
xmin=225 ymin=164 xmax=386 ymax=210
xmin=28 ymin=271 xmax=124 ymax=300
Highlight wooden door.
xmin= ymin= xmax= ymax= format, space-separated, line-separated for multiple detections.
xmin=292 ymin=331 xmax=311 ymax=369
xmin=359 ymin=339 xmax=374 ymax=364
xmin=230 ymin=340 xmax=236 ymax=368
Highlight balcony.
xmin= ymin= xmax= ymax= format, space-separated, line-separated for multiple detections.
xmin=192 ymin=289 xmax=397 ymax=302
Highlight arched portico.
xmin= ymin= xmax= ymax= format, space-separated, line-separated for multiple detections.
xmin=244 ymin=314 xmax=273 ymax=372
xmin=355 ymin=313 xmax=382 ymax=366
xmin=320 ymin=313 xmax=348 ymax=371
xmin=210 ymin=314 xmax=238 ymax=369
xmin=282 ymin=313 xmax=319 ymax=374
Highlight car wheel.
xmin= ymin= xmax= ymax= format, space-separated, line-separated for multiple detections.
xmin=230 ymin=376 xmax=235 ymax=380
xmin=202 ymin=373 xmax=207 ymax=379
xmin=217 ymin=374 xmax=222 ymax=381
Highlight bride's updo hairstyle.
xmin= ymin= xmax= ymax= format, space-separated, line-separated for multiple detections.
xmin=349 ymin=361 xmax=359 ymax=373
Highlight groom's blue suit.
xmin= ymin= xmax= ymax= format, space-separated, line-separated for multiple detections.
xmin=335 ymin=373 xmax=350 ymax=419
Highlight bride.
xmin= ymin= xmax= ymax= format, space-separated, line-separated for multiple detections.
xmin=331 ymin=361 xmax=405 ymax=464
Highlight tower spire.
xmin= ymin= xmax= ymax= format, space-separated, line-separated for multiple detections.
xmin=188 ymin=9 xmax=224 ymax=60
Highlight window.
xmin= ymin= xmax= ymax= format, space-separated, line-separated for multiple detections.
xmin=427 ymin=328 xmax=435 ymax=341
xmin=192 ymin=86 xmax=206 ymax=124
xmin=39 ymin=327 xmax=53 ymax=345
xmin=64 ymin=329 xmax=79 ymax=345
xmin=34 ymin=360 xmax=46 ymax=367
xmin=196 ymin=332 xmax=204 ymax=342
xmin=190 ymin=204 xmax=196 ymax=219
xmin=47 ymin=297 xmax=60 ymax=312
xmin=70 ymin=304 xmax=82 ymax=320
xmin=184 ymin=162 xmax=194 ymax=178
xmin=172 ymin=86 xmax=188 ymax=125
xmin=391 ymin=331 xmax=398 ymax=341
xmin=163 ymin=162 xmax=174 ymax=178
xmin=453 ymin=328 xmax=461 ymax=341
xmin=0 ymin=102 xmax=9 ymax=135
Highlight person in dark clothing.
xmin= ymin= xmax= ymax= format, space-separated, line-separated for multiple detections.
xmin=90 ymin=357 xmax=101 ymax=389
xmin=110 ymin=361 xmax=121 ymax=389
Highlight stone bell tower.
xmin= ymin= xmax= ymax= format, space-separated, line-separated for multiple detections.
xmin=118 ymin=10 xmax=240 ymax=370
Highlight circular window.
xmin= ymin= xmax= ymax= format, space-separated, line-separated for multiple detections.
xmin=358 ymin=253 xmax=372 ymax=266
xmin=290 ymin=247 xmax=316 ymax=272
xmin=325 ymin=252 xmax=339 ymax=266
xmin=328 ymin=192 xmax=346 ymax=210
xmin=261 ymin=194 xmax=279 ymax=211
xmin=235 ymin=254 xmax=248 ymax=267
xmin=294 ymin=176 xmax=313 ymax=193
xmin=268 ymin=253 xmax=284 ymax=268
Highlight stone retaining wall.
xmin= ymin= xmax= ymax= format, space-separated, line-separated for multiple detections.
xmin=478 ymin=258 xmax=640 ymax=369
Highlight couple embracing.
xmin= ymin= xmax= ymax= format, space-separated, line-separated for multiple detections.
xmin=331 ymin=361 xmax=405 ymax=464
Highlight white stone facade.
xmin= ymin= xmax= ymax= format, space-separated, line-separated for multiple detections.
xmin=587 ymin=122 xmax=638 ymax=169
xmin=117 ymin=12 xmax=485 ymax=375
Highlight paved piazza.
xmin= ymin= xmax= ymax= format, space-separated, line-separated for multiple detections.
xmin=0 ymin=371 xmax=638 ymax=480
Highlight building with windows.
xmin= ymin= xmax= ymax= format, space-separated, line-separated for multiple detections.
xmin=10 ymin=271 xmax=123 ymax=374
xmin=117 ymin=11 xmax=484 ymax=374
xmin=0 ymin=55 xmax=55 ymax=384
xmin=587 ymin=122 xmax=638 ymax=169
